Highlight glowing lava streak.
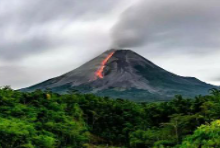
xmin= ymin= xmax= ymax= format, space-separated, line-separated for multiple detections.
xmin=95 ymin=52 xmax=115 ymax=79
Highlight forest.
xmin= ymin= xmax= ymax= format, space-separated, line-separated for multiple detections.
xmin=0 ymin=86 xmax=220 ymax=148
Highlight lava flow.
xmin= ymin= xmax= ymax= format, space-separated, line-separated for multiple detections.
xmin=95 ymin=51 xmax=115 ymax=79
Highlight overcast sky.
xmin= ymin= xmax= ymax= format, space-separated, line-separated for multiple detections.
xmin=0 ymin=0 xmax=220 ymax=89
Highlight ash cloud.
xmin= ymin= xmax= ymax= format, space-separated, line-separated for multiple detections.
xmin=111 ymin=0 xmax=220 ymax=51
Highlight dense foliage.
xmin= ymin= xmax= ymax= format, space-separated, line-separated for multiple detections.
xmin=0 ymin=86 xmax=220 ymax=147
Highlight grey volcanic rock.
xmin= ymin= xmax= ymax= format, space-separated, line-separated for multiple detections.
xmin=21 ymin=49 xmax=216 ymax=101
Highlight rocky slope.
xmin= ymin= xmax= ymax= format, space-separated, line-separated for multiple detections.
xmin=21 ymin=49 xmax=216 ymax=101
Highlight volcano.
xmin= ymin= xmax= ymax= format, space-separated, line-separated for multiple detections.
xmin=22 ymin=49 xmax=215 ymax=101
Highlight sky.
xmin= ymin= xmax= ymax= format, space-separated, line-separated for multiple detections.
xmin=0 ymin=0 xmax=220 ymax=89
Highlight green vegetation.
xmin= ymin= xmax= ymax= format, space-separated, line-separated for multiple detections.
xmin=0 ymin=86 xmax=220 ymax=147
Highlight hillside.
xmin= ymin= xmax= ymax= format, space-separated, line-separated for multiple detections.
xmin=21 ymin=49 xmax=215 ymax=101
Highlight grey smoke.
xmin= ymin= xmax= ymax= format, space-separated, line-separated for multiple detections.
xmin=111 ymin=0 xmax=220 ymax=51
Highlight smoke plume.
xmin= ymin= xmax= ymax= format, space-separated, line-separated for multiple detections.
xmin=111 ymin=0 xmax=220 ymax=50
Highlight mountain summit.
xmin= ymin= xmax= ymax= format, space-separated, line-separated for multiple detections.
xmin=22 ymin=49 xmax=215 ymax=101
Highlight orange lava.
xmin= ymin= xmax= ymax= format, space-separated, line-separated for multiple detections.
xmin=95 ymin=52 xmax=115 ymax=79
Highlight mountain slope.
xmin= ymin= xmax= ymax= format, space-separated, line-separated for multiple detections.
xmin=21 ymin=49 xmax=215 ymax=101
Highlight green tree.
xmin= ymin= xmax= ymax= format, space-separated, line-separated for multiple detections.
xmin=180 ymin=120 xmax=220 ymax=148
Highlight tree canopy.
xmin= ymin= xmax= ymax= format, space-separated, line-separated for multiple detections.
xmin=0 ymin=87 xmax=220 ymax=147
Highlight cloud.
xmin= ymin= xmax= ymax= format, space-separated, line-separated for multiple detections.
xmin=0 ymin=0 xmax=121 ymax=61
xmin=0 ymin=34 xmax=60 ymax=60
xmin=111 ymin=0 xmax=220 ymax=53
xmin=212 ymin=77 xmax=220 ymax=82
xmin=0 ymin=65 xmax=33 ymax=88
xmin=1 ymin=0 xmax=119 ymax=25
